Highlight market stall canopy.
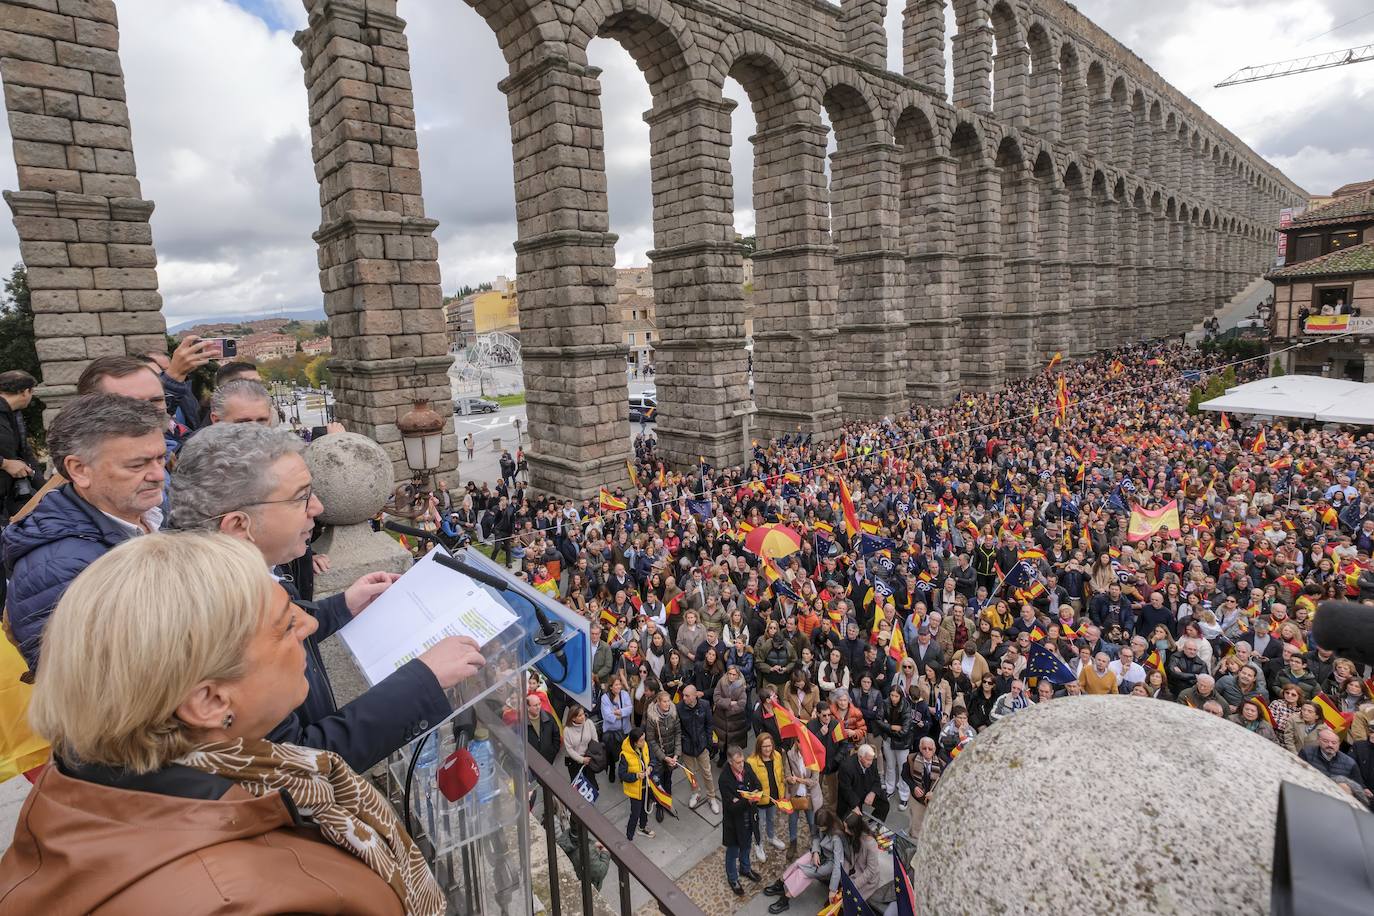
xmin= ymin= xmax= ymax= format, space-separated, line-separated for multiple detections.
xmin=1200 ymin=375 xmax=1374 ymax=423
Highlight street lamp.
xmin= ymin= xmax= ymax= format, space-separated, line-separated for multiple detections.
xmin=397 ymin=399 xmax=445 ymax=481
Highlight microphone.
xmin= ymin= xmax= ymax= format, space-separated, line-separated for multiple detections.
xmin=385 ymin=520 xmax=439 ymax=543
xmin=1311 ymin=600 xmax=1374 ymax=667
xmin=430 ymin=552 xmax=570 ymax=675
xmin=436 ymin=746 xmax=479 ymax=802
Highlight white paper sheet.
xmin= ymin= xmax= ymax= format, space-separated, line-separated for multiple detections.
xmin=338 ymin=546 xmax=519 ymax=687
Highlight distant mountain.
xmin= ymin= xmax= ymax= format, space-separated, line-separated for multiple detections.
xmin=168 ymin=307 xmax=326 ymax=334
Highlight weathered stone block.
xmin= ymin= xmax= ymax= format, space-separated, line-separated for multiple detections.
xmin=9 ymin=111 xmax=73 ymax=143
xmin=0 ymin=59 xmax=91 ymax=94
xmin=77 ymin=288 xmax=121 ymax=311
xmin=35 ymin=335 xmax=86 ymax=361
xmin=92 ymin=266 xmax=157 ymax=289
xmin=0 ymin=5 xmax=74 ymax=40
xmin=99 ymin=311 xmax=163 ymax=335
xmin=56 ymin=0 xmax=117 ymax=25
xmin=34 ymin=311 xmax=100 ymax=336
xmin=27 ymin=265 xmax=92 ymax=289
xmin=0 ymin=30 xmax=56 ymax=63
xmin=54 ymin=39 xmax=120 ymax=75
xmin=29 ymin=288 xmax=78 ymax=312
xmin=71 ymin=119 xmax=129 ymax=149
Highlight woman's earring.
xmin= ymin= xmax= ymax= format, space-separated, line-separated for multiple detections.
xmin=222 ymin=713 xmax=235 ymax=729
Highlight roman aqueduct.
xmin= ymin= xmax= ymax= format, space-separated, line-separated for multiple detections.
xmin=0 ymin=0 xmax=1307 ymax=496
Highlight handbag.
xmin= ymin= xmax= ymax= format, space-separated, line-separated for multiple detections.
xmin=790 ymin=794 xmax=811 ymax=812
xmin=584 ymin=738 xmax=607 ymax=774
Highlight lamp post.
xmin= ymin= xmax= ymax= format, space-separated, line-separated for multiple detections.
xmin=396 ymin=399 xmax=445 ymax=521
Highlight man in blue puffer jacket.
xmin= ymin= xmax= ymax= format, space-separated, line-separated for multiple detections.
xmin=3 ymin=394 xmax=170 ymax=673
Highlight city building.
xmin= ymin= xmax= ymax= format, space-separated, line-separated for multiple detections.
xmin=1268 ymin=184 xmax=1374 ymax=380
xmin=301 ymin=336 xmax=332 ymax=356
xmin=616 ymin=267 xmax=656 ymax=372
xmin=238 ymin=332 xmax=299 ymax=362
xmin=444 ymin=277 xmax=520 ymax=347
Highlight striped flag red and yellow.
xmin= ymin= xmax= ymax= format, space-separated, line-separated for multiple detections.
xmin=1109 ymin=358 xmax=1125 ymax=376
xmin=1054 ymin=377 xmax=1068 ymax=428
xmin=1047 ymin=352 xmax=1063 ymax=371
xmin=1219 ymin=412 xmax=1230 ymax=432
xmin=1249 ymin=429 xmax=1267 ymax=454
xmin=1127 ymin=500 xmax=1182 ymax=543
xmin=599 ymin=488 xmax=627 ymax=512
xmin=771 ymin=701 xmax=827 ymax=773
xmin=1313 ymin=692 xmax=1351 ymax=734
xmin=838 ymin=477 xmax=861 ymax=540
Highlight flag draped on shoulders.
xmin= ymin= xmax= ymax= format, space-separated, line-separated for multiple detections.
xmin=1127 ymin=499 xmax=1181 ymax=543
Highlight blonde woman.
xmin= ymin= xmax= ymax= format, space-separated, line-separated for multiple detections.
xmin=0 ymin=533 xmax=477 ymax=915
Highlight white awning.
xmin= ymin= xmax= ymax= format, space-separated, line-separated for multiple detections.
xmin=1200 ymin=375 xmax=1374 ymax=424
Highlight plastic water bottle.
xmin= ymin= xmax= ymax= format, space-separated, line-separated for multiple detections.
xmin=469 ymin=729 xmax=499 ymax=804
xmin=414 ymin=733 xmax=441 ymax=841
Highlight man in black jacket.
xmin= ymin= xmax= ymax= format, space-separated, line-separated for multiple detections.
xmin=838 ymin=742 xmax=888 ymax=820
xmin=1300 ymin=727 xmax=1371 ymax=804
xmin=678 ymin=686 xmax=721 ymax=814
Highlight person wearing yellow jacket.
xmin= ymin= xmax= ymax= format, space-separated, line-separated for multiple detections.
xmin=745 ymin=732 xmax=788 ymax=862
xmin=618 ymin=728 xmax=655 ymax=840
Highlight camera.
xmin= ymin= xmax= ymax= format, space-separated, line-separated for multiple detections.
xmin=203 ymin=338 xmax=238 ymax=359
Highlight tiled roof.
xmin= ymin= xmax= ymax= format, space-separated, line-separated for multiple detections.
xmin=1332 ymin=180 xmax=1374 ymax=198
xmin=1267 ymin=240 xmax=1374 ymax=279
xmin=1291 ymin=190 xmax=1374 ymax=228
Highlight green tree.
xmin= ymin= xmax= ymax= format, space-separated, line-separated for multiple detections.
xmin=1271 ymin=356 xmax=1285 ymax=377
xmin=305 ymin=354 xmax=332 ymax=388
xmin=312 ymin=320 xmax=329 ymax=337
xmin=0 ymin=264 xmax=45 ymax=446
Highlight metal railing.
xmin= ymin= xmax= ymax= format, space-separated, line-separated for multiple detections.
xmin=483 ymin=713 xmax=703 ymax=916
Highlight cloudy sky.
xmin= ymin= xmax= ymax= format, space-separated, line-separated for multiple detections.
xmin=0 ymin=0 xmax=1371 ymax=325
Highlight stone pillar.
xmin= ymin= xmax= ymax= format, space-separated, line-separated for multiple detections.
xmin=1089 ymin=96 xmax=1113 ymax=163
xmin=905 ymin=153 xmax=960 ymax=404
xmin=1062 ymin=79 xmax=1089 ymax=151
xmin=497 ymin=58 xmax=627 ymax=497
xmin=1150 ymin=125 xmax=1168 ymax=186
xmin=1037 ymin=180 xmax=1072 ymax=359
xmin=1028 ymin=60 xmax=1061 ymax=142
xmin=749 ymin=119 xmax=841 ymax=442
xmin=1116 ymin=105 xmax=1136 ymax=171
xmin=1067 ymin=186 xmax=1095 ymax=357
xmin=1116 ymin=199 xmax=1137 ymax=341
xmin=1002 ymin=170 xmax=1039 ymax=377
xmin=830 ymin=141 xmax=907 ymax=417
xmin=904 ymin=0 xmax=947 ymax=91
xmin=645 ymin=96 xmax=752 ymax=468
xmin=1179 ymin=220 xmax=1196 ymax=325
xmin=1 ymin=0 xmax=166 ymax=421
xmin=952 ymin=22 xmax=994 ymax=113
xmin=841 ymin=0 xmax=888 ymax=70
xmin=295 ymin=0 xmax=456 ymax=484
xmin=1150 ymin=211 xmax=1171 ymax=338
xmin=1091 ymin=191 xmax=1118 ymax=350
xmin=993 ymin=43 xmax=1030 ymax=128
xmin=956 ymin=162 xmax=1005 ymax=389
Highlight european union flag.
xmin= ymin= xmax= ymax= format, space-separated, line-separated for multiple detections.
xmin=1026 ymin=641 xmax=1076 ymax=685
xmin=894 ymin=848 xmax=917 ymax=916
xmin=686 ymin=499 xmax=712 ymax=519
xmin=1000 ymin=559 xmax=1033 ymax=595
xmin=840 ymin=867 xmax=870 ymax=916
xmin=859 ymin=532 xmax=898 ymax=557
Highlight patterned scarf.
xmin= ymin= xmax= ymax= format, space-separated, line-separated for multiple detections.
xmin=178 ymin=738 xmax=443 ymax=916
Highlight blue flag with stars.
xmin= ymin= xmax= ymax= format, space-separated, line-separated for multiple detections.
xmin=859 ymin=531 xmax=898 ymax=557
xmin=894 ymin=848 xmax=917 ymax=916
xmin=1026 ymin=641 xmax=1076 ymax=685
xmin=840 ymin=867 xmax=870 ymax=916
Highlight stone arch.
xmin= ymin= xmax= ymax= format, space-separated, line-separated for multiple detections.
xmin=948 ymin=0 xmax=994 ymax=112
xmin=887 ymin=90 xmax=949 ymax=158
xmin=1085 ymin=61 xmax=1110 ymax=161
xmin=1130 ymin=88 xmax=1149 ymax=169
xmin=1088 ymin=167 xmax=1119 ymax=349
xmin=708 ymin=32 xmax=809 ymax=128
xmin=567 ymin=0 xmax=704 ymax=101
xmin=903 ymin=0 xmax=952 ymax=93
xmin=1025 ymin=20 xmax=1059 ymax=139
xmin=1059 ymin=42 xmax=1088 ymax=148
xmin=457 ymin=0 xmax=566 ymax=70
xmin=819 ymin=67 xmax=885 ymax=146
xmin=896 ymin=103 xmax=958 ymax=402
xmin=1109 ymin=76 xmax=1130 ymax=167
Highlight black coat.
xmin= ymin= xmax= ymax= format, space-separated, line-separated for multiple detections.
xmin=528 ymin=711 xmax=561 ymax=764
xmin=718 ymin=763 xmax=762 ymax=847
xmin=0 ymin=397 xmax=36 ymax=517
xmin=678 ymin=698 xmax=714 ymax=757
xmin=837 ymin=753 xmax=881 ymax=814
xmin=265 ymin=580 xmax=451 ymax=773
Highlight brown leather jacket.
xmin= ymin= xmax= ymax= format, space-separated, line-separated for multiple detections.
xmin=0 ymin=761 xmax=404 ymax=916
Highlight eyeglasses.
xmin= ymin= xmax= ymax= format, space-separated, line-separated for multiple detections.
xmin=244 ymin=488 xmax=315 ymax=510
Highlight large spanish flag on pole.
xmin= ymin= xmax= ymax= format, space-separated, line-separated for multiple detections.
xmin=838 ymin=477 xmax=861 ymax=540
xmin=598 ymin=488 xmax=627 ymax=512
xmin=1127 ymin=500 xmax=1182 ymax=543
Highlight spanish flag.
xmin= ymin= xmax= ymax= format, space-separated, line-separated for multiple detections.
xmin=838 ymin=477 xmax=861 ymax=539
xmin=1313 ymin=692 xmax=1350 ymax=734
xmin=1320 ymin=505 xmax=1339 ymax=528
xmin=1109 ymin=358 xmax=1125 ymax=376
xmin=738 ymin=787 xmax=766 ymax=805
xmin=626 ymin=460 xmax=640 ymax=490
xmin=647 ymin=773 xmax=674 ymax=812
xmin=888 ymin=625 xmax=907 ymax=667
xmin=1250 ymin=429 xmax=1267 ymax=454
xmin=1047 ymin=352 xmax=1063 ymax=371
xmin=599 ymin=488 xmax=626 ymax=512
xmin=833 ymin=441 xmax=848 ymax=462
xmin=1305 ymin=315 xmax=1350 ymax=333
xmin=1142 ymin=648 xmax=1161 ymax=671
xmin=772 ymin=797 xmax=795 ymax=814
xmin=1219 ymin=412 xmax=1230 ymax=432
xmin=1127 ymin=499 xmax=1182 ymax=543
xmin=1054 ymin=377 xmax=1068 ymax=428
xmin=771 ymin=701 xmax=826 ymax=772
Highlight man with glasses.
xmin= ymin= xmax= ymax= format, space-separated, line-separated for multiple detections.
xmin=169 ymin=423 xmax=482 ymax=771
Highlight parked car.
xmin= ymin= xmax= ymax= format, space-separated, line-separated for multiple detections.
xmin=455 ymin=396 xmax=499 ymax=415
xmin=629 ymin=394 xmax=657 ymax=423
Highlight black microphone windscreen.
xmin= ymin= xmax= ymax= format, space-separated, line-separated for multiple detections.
xmin=1311 ymin=601 xmax=1374 ymax=667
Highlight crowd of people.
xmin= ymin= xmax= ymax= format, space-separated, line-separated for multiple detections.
xmin=3 ymin=330 xmax=1374 ymax=912
xmin=423 ymin=337 xmax=1374 ymax=904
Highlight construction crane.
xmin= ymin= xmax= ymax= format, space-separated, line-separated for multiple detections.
xmin=1216 ymin=43 xmax=1374 ymax=87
